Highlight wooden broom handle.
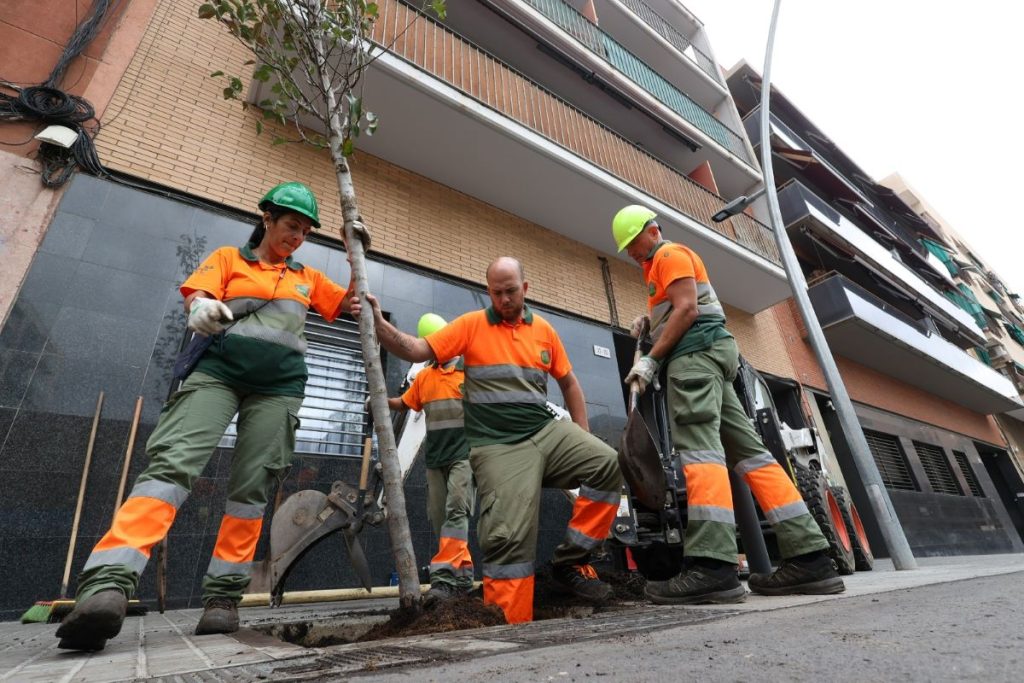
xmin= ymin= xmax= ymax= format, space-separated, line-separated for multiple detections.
xmin=61 ymin=391 xmax=104 ymax=597
xmin=112 ymin=396 xmax=143 ymax=523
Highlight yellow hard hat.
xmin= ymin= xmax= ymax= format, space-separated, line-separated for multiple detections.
xmin=612 ymin=205 xmax=657 ymax=252
xmin=417 ymin=313 xmax=447 ymax=338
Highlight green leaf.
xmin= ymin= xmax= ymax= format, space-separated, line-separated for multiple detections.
xmin=342 ymin=138 xmax=355 ymax=156
xmin=365 ymin=2 xmax=378 ymax=17
xmin=197 ymin=3 xmax=217 ymax=19
xmin=252 ymin=64 xmax=272 ymax=82
xmin=255 ymin=120 xmax=263 ymax=135
xmin=210 ymin=70 xmax=224 ymax=78
xmin=223 ymin=87 xmax=237 ymax=100
xmin=272 ymin=135 xmax=288 ymax=146
xmin=430 ymin=0 xmax=446 ymax=20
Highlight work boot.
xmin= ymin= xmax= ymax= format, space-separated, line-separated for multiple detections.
xmin=644 ymin=560 xmax=746 ymax=605
xmin=423 ymin=582 xmax=465 ymax=607
xmin=551 ymin=563 xmax=613 ymax=604
xmin=55 ymin=589 xmax=128 ymax=651
xmin=194 ymin=597 xmax=239 ymax=635
xmin=747 ymin=551 xmax=845 ymax=596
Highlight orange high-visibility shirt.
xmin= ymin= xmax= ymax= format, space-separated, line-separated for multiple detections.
xmin=180 ymin=244 xmax=347 ymax=395
xmin=426 ymin=306 xmax=571 ymax=446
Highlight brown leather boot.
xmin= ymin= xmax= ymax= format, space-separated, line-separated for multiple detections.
xmin=195 ymin=597 xmax=240 ymax=635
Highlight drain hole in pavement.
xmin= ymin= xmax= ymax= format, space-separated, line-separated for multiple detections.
xmin=254 ymin=614 xmax=389 ymax=647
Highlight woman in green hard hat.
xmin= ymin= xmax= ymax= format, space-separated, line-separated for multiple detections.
xmin=56 ymin=182 xmax=363 ymax=651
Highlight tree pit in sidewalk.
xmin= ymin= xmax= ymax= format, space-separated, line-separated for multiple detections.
xmin=257 ymin=568 xmax=649 ymax=647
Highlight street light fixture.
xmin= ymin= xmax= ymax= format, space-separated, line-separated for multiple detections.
xmin=711 ymin=187 xmax=766 ymax=223
xmin=747 ymin=0 xmax=917 ymax=569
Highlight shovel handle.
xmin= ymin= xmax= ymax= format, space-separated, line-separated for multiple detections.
xmin=627 ymin=318 xmax=650 ymax=413
xmin=358 ymin=436 xmax=373 ymax=491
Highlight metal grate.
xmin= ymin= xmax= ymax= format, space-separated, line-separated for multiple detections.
xmin=863 ymin=430 xmax=916 ymax=491
xmin=952 ymin=450 xmax=985 ymax=497
xmin=220 ymin=312 xmax=369 ymax=457
xmin=913 ymin=441 xmax=963 ymax=496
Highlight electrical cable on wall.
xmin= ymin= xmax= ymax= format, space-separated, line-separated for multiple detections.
xmin=0 ymin=0 xmax=121 ymax=187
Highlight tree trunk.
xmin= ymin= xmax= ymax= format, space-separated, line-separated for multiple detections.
xmin=318 ymin=45 xmax=421 ymax=612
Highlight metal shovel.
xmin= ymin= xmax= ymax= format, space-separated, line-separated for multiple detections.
xmin=618 ymin=322 xmax=668 ymax=510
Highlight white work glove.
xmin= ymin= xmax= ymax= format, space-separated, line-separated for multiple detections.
xmin=629 ymin=314 xmax=650 ymax=339
xmin=187 ymin=297 xmax=234 ymax=336
xmin=624 ymin=355 xmax=661 ymax=394
xmin=348 ymin=220 xmax=371 ymax=250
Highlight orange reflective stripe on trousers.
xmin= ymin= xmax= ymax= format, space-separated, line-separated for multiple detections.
xmin=744 ymin=462 xmax=804 ymax=513
xmin=92 ymin=495 xmax=177 ymax=560
xmin=212 ymin=515 xmax=263 ymax=564
xmin=565 ymin=492 xmax=618 ymax=549
xmin=683 ymin=462 xmax=733 ymax=508
xmin=432 ymin=535 xmax=473 ymax=570
xmin=483 ymin=576 xmax=534 ymax=624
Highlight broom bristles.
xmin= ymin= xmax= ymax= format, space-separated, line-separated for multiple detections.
xmin=20 ymin=602 xmax=55 ymax=624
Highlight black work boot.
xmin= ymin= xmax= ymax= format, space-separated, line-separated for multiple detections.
xmin=56 ymin=589 xmax=128 ymax=651
xmin=195 ymin=597 xmax=240 ymax=635
xmin=551 ymin=563 xmax=613 ymax=604
xmin=644 ymin=559 xmax=746 ymax=605
xmin=747 ymin=551 xmax=846 ymax=596
xmin=423 ymin=582 xmax=467 ymax=607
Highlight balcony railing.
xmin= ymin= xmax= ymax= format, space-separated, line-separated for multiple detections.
xmin=369 ymin=0 xmax=778 ymax=264
xmin=521 ymin=0 xmax=748 ymax=160
xmin=616 ymin=0 xmax=721 ymax=84
xmin=777 ymin=180 xmax=984 ymax=345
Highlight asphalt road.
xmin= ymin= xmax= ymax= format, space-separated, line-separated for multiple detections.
xmin=360 ymin=572 xmax=1024 ymax=682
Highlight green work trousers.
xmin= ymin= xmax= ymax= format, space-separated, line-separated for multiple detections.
xmin=426 ymin=459 xmax=475 ymax=589
xmin=471 ymin=419 xmax=622 ymax=574
xmin=666 ymin=337 xmax=828 ymax=564
xmin=75 ymin=371 xmax=303 ymax=603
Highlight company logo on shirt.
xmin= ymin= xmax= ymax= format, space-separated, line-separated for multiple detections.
xmin=540 ymin=350 xmax=550 ymax=365
xmin=295 ymin=284 xmax=310 ymax=297
xmin=648 ymin=282 xmax=656 ymax=296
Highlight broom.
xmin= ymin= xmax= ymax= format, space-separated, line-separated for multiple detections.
xmin=47 ymin=396 xmax=148 ymax=622
xmin=21 ymin=392 xmax=104 ymax=623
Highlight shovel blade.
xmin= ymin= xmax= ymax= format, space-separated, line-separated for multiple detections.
xmin=618 ymin=408 xmax=666 ymax=510
xmin=343 ymin=529 xmax=373 ymax=591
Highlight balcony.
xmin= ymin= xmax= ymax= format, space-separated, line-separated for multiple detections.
xmin=744 ymin=110 xmax=866 ymax=204
xmin=502 ymin=0 xmax=753 ymax=165
xmin=809 ymin=274 xmax=1022 ymax=415
xmin=250 ymin=0 xmax=790 ymax=312
xmin=605 ymin=0 xmax=722 ymax=86
xmin=777 ymin=181 xmax=986 ymax=347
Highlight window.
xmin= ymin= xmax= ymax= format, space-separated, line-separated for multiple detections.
xmin=952 ymin=451 xmax=984 ymax=497
xmin=945 ymin=287 xmax=987 ymax=330
xmin=913 ymin=441 xmax=962 ymax=495
xmin=863 ymin=430 xmax=916 ymax=491
xmin=220 ymin=312 xmax=370 ymax=457
xmin=1003 ymin=322 xmax=1024 ymax=348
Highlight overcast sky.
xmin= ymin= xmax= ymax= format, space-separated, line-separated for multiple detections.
xmin=682 ymin=0 xmax=1023 ymax=294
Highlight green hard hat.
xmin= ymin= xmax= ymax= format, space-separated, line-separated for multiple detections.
xmin=612 ymin=204 xmax=658 ymax=252
xmin=417 ymin=313 xmax=447 ymax=338
xmin=259 ymin=182 xmax=321 ymax=228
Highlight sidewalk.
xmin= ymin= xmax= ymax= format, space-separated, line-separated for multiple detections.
xmin=2 ymin=554 xmax=1022 ymax=682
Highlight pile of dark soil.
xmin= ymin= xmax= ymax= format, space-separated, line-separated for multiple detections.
xmin=358 ymin=596 xmax=506 ymax=641
xmin=358 ymin=565 xmax=649 ymax=641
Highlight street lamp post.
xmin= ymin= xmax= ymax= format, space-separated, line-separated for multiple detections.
xmin=720 ymin=0 xmax=918 ymax=569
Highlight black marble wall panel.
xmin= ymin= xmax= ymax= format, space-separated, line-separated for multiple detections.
xmin=0 ymin=175 xmax=629 ymax=619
